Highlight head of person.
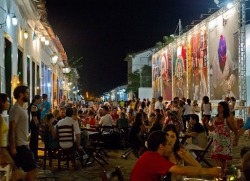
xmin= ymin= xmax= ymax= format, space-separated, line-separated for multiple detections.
xmin=187 ymin=99 xmax=191 ymax=105
xmin=72 ymin=107 xmax=78 ymax=116
xmin=182 ymin=97 xmax=186 ymax=103
xmin=102 ymin=105 xmax=109 ymax=115
xmin=0 ymin=93 xmax=10 ymax=114
xmin=119 ymin=112 xmax=126 ymax=119
xmin=202 ymin=96 xmax=209 ymax=104
xmin=217 ymin=101 xmax=230 ymax=118
xmin=44 ymin=113 xmax=55 ymax=126
xmin=147 ymin=130 xmax=173 ymax=158
xmin=59 ymin=107 xmax=66 ymax=118
xmin=230 ymin=96 xmax=236 ymax=102
xmin=52 ymin=109 xmax=60 ymax=118
xmin=78 ymin=110 xmax=83 ymax=117
xmin=31 ymin=95 xmax=42 ymax=105
xmin=173 ymin=100 xmax=178 ymax=107
xmin=66 ymin=107 xmax=74 ymax=117
xmin=193 ymin=100 xmax=197 ymax=105
xmin=169 ymin=111 xmax=178 ymax=120
xmin=190 ymin=114 xmax=199 ymax=125
xmin=88 ymin=110 xmax=95 ymax=118
xmin=154 ymin=114 xmax=164 ymax=125
xmin=127 ymin=111 xmax=133 ymax=118
xmin=149 ymin=113 xmax=155 ymax=123
xmin=42 ymin=94 xmax=48 ymax=100
xmin=163 ymin=124 xmax=180 ymax=153
xmin=112 ymin=107 xmax=118 ymax=114
xmin=155 ymin=109 xmax=160 ymax=115
xmin=158 ymin=96 xmax=163 ymax=102
xmin=134 ymin=112 xmax=143 ymax=125
xmin=122 ymin=108 xmax=127 ymax=113
xmin=13 ymin=85 xmax=29 ymax=102
xmin=224 ymin=97 xmax=230 ymax=103
xmin=242 ymin=150 xmax=250 ymax=181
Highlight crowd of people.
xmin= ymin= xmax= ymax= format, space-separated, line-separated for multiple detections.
xmin=0 ymin=85 xmax=250 ymax=180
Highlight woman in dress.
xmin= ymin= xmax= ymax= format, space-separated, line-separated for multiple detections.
xmin=203 ymin=101 xmax=237 ymax=178
xmin=28 ymin=95 xmax=42 ymax=161
xmin=0 ymin=93 xmax=22 ymax=181
xmin=163 ymin=124 xmax=201 ymax=181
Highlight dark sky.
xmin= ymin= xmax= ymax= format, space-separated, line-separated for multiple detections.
xmin=45 ymin=0 xmax=220 ymax=96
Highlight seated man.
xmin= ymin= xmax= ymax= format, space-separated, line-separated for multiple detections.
xmin=185 ymin=114 xmax=208 ymax=149
xmin=56 ymin=108 xmax=81 ymax=149
xmin=130 ymin=130 xmax=221 ymax=181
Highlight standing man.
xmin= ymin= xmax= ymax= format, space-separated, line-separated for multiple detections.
xmin=9 ymin=85 xmax=37 ymax=181
xmin=39 ymin=94 xmax=51 ymax=121
xmin=155 ymin=96 xmax=164 ymax=115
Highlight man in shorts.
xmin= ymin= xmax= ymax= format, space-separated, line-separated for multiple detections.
xmin=9 ymin=85 xmax=37 ymax=181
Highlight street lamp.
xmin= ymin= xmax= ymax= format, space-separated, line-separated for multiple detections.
xmin=11 ymin=14 xmax=17 ymax=26
xmin=23 ymin=30 xmax=28 ymax=39
xmin=50 ymin=53 xmax=58 ymax=65
xmin=62 ymin=67 xmax=71 ymax=73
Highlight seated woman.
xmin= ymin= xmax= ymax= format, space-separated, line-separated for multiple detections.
xmin=163 ymin=124 xmax=201 ymax=181
xmin=128 ymin=112 xmax=146 ymax=153
xmin=148 ymin=114 xmax=164 ymax=135
xmin=84 ymin=110 xmax=96 ymax=126
xmin=116 ymin=112 xmax=129 ymax=129
xmin=44 ymin=113 xmax=57 ymax=149
xmin=185 ymin=114 xmax=208 ymax=149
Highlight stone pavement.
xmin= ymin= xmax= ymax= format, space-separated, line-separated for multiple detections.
xmin=34 ymin=132 xmax=250 ymax=181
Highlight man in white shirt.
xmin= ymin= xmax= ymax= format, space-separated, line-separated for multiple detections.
xmin=154 ymin=96 xmax=164 ymax=115
xmin=98 ymin=106 xmax=113 ymax=126
xmin=56 ymin=108 xmax=81 ymax=149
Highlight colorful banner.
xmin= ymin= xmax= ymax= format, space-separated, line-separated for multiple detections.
xmin=173 ymin=42 xmax=187 ymax=98
xmin=160 ymin=49 xmax=172 ymax=100
xmin=152 ymin=54 xmax=161 ymax=99
xmin=208 ymin=6 xmax=239 ymax=100
xmin=188 ymin=27 xmax=208 ymax=100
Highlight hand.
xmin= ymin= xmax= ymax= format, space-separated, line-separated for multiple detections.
xmin=176 ymin=148 xmax=189 ymax=159
xmin=10 ymin=147 xmax=17 ymax=156
xmin=209 ymin=167 xmax=222 ymax=178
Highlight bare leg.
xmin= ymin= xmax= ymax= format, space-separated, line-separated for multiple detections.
xmin=26 ymin=168 xmax=37 ymax=181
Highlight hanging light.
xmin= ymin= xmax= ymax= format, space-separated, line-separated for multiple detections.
xmin=62 ymin=67 xmax=71 ymax=73
xmin=23 ymin=31 xmax=28 ymax=39
xmin=45 ymin=40 xmax=49 ymax=45
xmin=50 ymin=53 xmax=58 ymax=65
xmin=41 ymin=36 xmax=45 ymax=42
xmin=12 ymin=14 xmax=17 ymax=26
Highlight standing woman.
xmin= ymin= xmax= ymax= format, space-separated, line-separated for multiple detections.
xmin=0 ymin=93 xmax=22 ymax=180
xmin=201 ymin=96 xmax=211 ymax=135
xmin=28 ymin=95 xmax=42 ymax=161
xmin=183 ymin=99 xmax=192 ymax=131
xmin=203 ymin=101 xmax=237 ymax=179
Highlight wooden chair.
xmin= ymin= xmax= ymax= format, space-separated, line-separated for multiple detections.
xmin=56 ymin=125 xmax=83 ymax=170
xmin=37 ymin=124 xmax=58 ymax=170
xmin=100 ymin=166 xmax=125 ymax=181
xmin=189 ymin=136 xmax=213 ymax=167
xmin=0 ymin=164 xmax=11 ymax=181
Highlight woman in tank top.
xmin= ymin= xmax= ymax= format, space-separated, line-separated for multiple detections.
xmin=201 ymin=96 xmax=211 ymax=135
xmin=0 ymin=93 xmax=22 ymax=181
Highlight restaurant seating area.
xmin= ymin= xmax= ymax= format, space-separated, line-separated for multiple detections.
xmin=30 ymin=130 xmax=250 ymax=181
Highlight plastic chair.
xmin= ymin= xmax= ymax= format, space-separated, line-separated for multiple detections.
xmin=0 ymin=164 xmax=11 ymax=181
xmin=100 ymin=166 xmax=125 ymax=181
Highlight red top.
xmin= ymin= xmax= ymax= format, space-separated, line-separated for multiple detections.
xmin=130 ymin=151 xmax=174 ymax=181
xmin=84 ymin=117 xmax=96 ymax=126
xmin=110 ymin=113 xmax=119 ymax=121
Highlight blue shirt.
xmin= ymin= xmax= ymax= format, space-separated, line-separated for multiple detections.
xmin=39 ymin=100 xmax=51 ymax=119
xmin=243 ymin=117 xmax=250 ymax=130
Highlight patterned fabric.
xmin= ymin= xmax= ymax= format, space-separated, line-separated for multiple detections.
xmin=211 ymin=118 xmax=232 ymax=160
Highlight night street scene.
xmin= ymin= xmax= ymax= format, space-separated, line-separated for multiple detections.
xmin=1 ymin=0 xmax=250 ymax=180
